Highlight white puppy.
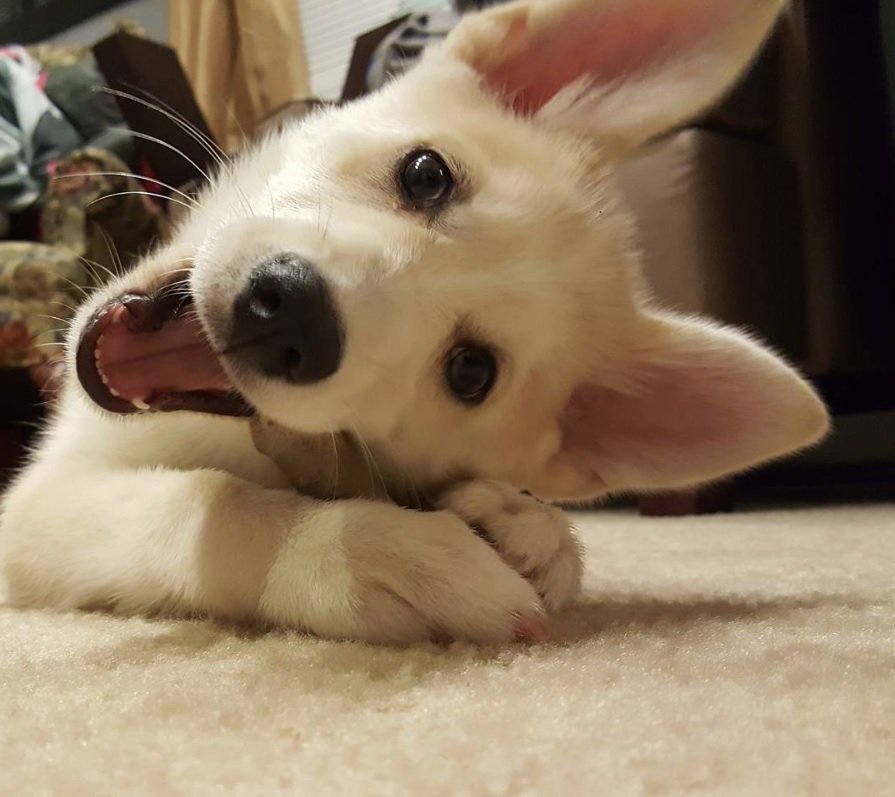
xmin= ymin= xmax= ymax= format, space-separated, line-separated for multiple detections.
xmin=0 ymin=0 xmax=827 ymax=643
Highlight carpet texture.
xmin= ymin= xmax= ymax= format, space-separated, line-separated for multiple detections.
xmin=2 ymin=503 xmax=894 ymax=796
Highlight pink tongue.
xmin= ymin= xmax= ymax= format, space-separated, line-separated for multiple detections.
xmin=96 ymin=307 xmax=233 ymax=402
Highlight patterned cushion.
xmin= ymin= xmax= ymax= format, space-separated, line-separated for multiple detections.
xmin=0 ymin=242 xmax=91 ymax=367
xmin=0 ymin=148 xmax=164 ymax=370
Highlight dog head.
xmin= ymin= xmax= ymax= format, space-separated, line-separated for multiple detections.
xmin=74 ymin=0 xmax=828 ymax=501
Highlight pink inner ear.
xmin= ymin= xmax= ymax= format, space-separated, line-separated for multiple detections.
xmin=483 ymin=0 xmax=732 ymax=114
xmin=559 ymin=360 xmax=760 ymax=485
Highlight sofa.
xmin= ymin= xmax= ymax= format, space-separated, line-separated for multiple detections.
xmin=0 ymin=32 xmax=171 ymax=484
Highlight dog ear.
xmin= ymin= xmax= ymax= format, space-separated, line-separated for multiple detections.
xmin=529 ymin=312 xmax=829 ymax=500
xmin=444 ymin=0 xmax=784 ymax=155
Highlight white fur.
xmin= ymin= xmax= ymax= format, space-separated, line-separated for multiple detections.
xmin=438 ymin=481 xmax=584 ymax=610
xmin=0 ymin=0 xmax=827 ymax=643
xmin=259 ymin=500 xmax=545 ymax=644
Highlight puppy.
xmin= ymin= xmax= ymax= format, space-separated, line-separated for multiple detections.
xmin=0 ymin=0 xmax=828 ymax=644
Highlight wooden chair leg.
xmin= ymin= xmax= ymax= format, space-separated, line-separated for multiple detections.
xmin=638 ymin=482 xmax=735 ymax=516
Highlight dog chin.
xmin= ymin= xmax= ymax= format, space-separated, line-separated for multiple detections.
xmin=235 ymin=379 xmax=352 ymax=435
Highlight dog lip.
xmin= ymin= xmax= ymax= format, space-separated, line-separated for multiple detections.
xmin=149 ymin=390 xmax=253 ymax=416
xmin=120 ymin=293 xmax=164 ymax=332
xmin=77 ymin=301 xmax=139 ymax=415
xmin=76 ymin=293 xmax=253 ymax=418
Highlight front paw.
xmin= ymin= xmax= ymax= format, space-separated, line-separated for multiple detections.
xmin=437 ymin=481 xmax=584 ymax=611
xmin=261 ymin=502 xmax=547 ymax=645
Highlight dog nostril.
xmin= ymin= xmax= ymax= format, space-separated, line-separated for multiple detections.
xmin=230 ymin=253 xmax=343 ymax=384
xmin=249 ymin=283 xmax=282 ymax=319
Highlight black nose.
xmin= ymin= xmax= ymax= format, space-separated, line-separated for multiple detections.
xmin=230 ymin=253 xmax=344 ymax=384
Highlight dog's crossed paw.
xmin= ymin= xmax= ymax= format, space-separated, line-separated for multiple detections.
xmin=437 ymin=480 xmax=584 ymax=611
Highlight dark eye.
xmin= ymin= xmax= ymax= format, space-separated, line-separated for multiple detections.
xmin=445 ymin=344 xmax=497 ymax=405
xmin=399 ymin=149 xmax=453 ymax=209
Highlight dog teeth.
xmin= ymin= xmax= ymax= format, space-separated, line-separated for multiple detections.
xmin=93 ymin=340 xmax=124 ymax=400
xmin=93 ymin=348 xmax=114 ymax=392
xmin=132 ymin=398 xmax=151 ymax=411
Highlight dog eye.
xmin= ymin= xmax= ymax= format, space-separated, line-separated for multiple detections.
xmin=399 ymin=149 xmax=453 ymax=209
xmin=444 ymin=344 xmax=497 ymax=405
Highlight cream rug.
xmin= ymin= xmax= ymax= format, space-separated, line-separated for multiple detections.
xmin=2 ymin=503 xmax=894 ymax=796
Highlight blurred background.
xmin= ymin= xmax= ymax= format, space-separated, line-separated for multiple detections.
xmin=0 ymin=0 xmax=892 ymax=513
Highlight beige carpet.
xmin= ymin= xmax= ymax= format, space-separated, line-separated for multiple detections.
xmin=2 ymin=503 xmax=894 ymax=796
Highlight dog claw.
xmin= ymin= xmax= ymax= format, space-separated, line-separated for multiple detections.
xmin=513 ymin=611 xmax=549 ymax=643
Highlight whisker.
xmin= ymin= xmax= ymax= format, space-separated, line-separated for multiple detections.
xmin=343 ymin=410 xmax=391 ymax=502
xmin=120 ymin=83 xmax=230 ymax=166
xmin=53 ymin=172 xmax=200 ymax=207
xmin=25 ymin=266 xmax=93 ymax=299
xmin=34 ymin=314 xmax=74 ymax=325
xmin=78 ymin=260 xmax=104 ymax=286
xmin=95 ymin=227 xmax=125 ymax=278
xmin=79 ymin=255 xmax=119 ymax=284
xmin=225 ymin=103 xmax=251 ymax=150
xmin=321 ymin=199 xmax=334 ymax=242
xmin=154 ymin=265 xmax=193 ymax=281
xmin=110 ymin=127 xmax=213 ymax=184
xmin=87 ymin=190 xmax=196 ymax=212
xmin=46 ymin=299 xmax=80 ymax=312
xmin=329 ymin=430 xmax=340 ymax=502
xmin=381 ymin=439 xmax=433 ymax=511
xmin=160 ymin=285 xmax=192 ymax=297
xmin=355 ymin=434 xmax=381 ymax=498
xmin=217 ymin=105 xmax=256 ymax=218
xmin=102 ymin=86 xmax=230 ymax=170
xmin=315 ymin=185 xmax=322 ymax=234
xmin=13 ymin=419 xmax=44 ymax=429
xmin=157 ymin=274 xmax=191 ymax=292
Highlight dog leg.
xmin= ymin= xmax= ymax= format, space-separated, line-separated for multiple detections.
xmin=1 ymin=466 xmax=545 ymax=643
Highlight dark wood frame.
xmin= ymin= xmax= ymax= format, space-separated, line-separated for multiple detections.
xmin=0 ymin=0 xmax=130 ymax=44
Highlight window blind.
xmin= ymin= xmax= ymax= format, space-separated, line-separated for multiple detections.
xmin=298 ymin=0 xmax=449 ymax=99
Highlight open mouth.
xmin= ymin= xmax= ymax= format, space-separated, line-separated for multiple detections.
xmin=76 ymin=283 xmax=252 ymax=417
